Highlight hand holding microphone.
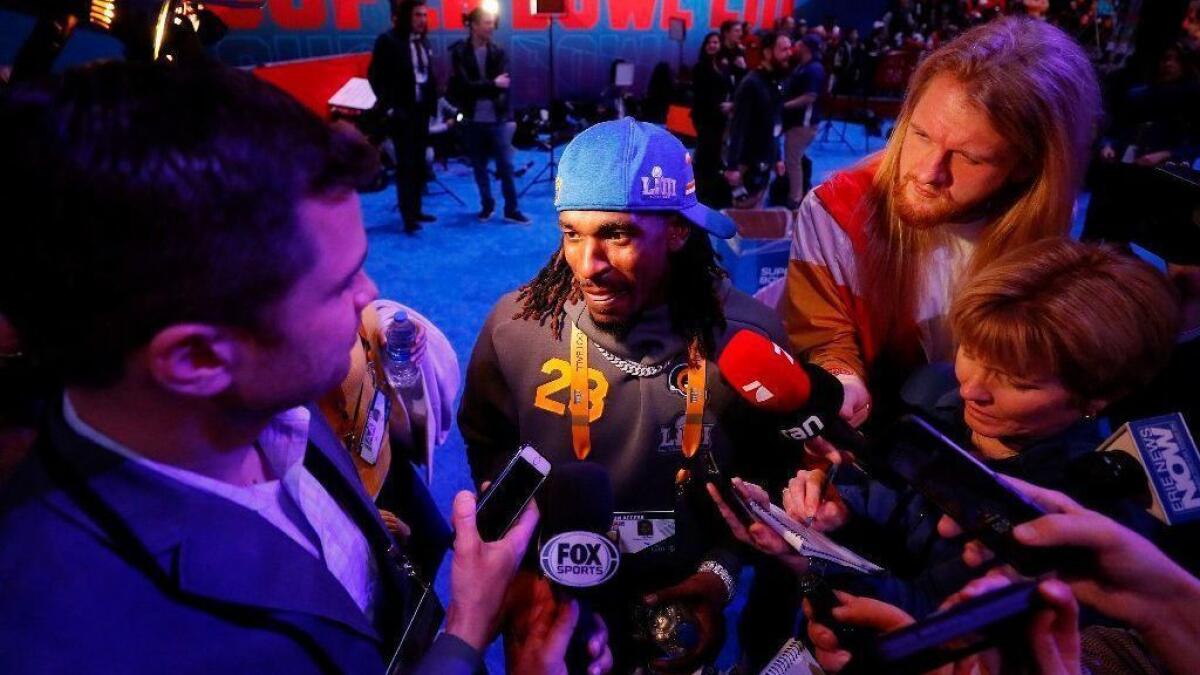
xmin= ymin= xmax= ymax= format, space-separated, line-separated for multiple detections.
xmin=530 ymin=462 xmax=618 ymax=674
xmin=835 ymin=371 xmax=872 ymax=428
xmin=716 ymin=330 xmax=878 ymax=472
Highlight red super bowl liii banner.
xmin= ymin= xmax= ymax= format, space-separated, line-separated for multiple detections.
xmin=210 ymin=0 xmax=797 ymax=104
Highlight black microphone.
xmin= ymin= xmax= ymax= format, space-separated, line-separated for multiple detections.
xmin=716 ymin=329 xmax=880 ymax=474
xmin=537 ymin=461 xmax=618 ymax=670
xmin=1068 ymin=413 xmax=1200 ymax=525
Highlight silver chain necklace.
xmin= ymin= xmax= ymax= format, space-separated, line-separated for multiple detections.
xmin=593 ymin=343 xmax=669 ymax=378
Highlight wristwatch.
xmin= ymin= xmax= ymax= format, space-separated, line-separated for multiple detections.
xmin=697 ymin=560 xmax=736 ymax=603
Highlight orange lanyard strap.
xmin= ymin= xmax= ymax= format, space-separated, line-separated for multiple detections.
xmin=568 ymin=323 xmax=707 ymax=462
xmin=681 ymin=341 xmax=707 ymax=459
xmin=569 ymin=322 xmax=592 ymax=460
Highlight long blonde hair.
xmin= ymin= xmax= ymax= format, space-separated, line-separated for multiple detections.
xmin=862 ymin=17 xmax=1100 ymax=343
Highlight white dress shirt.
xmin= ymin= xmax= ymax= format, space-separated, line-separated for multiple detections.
xmin=63 ymin=394 xmax=380 ymax=619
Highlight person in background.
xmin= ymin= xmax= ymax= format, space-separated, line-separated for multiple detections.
xmin=717 ymin=19 xmax=748 ymax=88
xmin=690 ymin=31 xmax=734 ymax=208
xmin=318 ymin=300 xmax=459 ymax=577
xmin=782 ymin=33 xmax=826 ymax=209
xmin=775 ymin=15 xmax=798 ymax=40
xmin=831 ymin=27 xmax=866 ymax=95
xmin=447 ymin=6 xmax=531 ymax=225
xmin=741 ymin=21 xmax=764 ymax=71
xmin=726 ymin=31 xmax=794 ymax=209
xmin=369 ymin=0 xmax=437 ymax=235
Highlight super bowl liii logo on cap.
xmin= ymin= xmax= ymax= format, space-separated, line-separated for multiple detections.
xmin=539 ymin=531 xmax=620 ymax=588
xmin=641 ymin=166 xmax=677 ymax=199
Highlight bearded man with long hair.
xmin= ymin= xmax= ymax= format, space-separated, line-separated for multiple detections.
xmin=780 ymin=16 xmax=1101 ymax=425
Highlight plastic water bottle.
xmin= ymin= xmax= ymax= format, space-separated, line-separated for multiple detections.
xmin=384 ymin=311 xmax=421 ymax=389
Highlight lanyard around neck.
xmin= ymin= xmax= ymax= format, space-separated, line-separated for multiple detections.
xmin=568 ymin=322 xmax=707 ymax=461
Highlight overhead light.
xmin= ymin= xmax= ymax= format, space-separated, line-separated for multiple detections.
xmin=2 ymin=0 xmax=259 ymax=68
xmin=89 ymin=0 xmax=117 ymax=29
xmin=481 ymin=0 xmax=499 ymax=16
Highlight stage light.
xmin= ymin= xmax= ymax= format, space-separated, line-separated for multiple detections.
xmin=88 ymin=0 xmax=117 ymax=29
xmin=481 ymin=0 xmax=499 ymax=17
xmin=2 ymin=0 xmax=259 ymax=72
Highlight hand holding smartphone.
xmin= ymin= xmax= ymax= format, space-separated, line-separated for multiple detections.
xmin=475 ymin=445 xmax=551 ymax=542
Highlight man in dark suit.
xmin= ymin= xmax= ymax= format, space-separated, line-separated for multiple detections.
xmin=448 ymin=7 xmax=529 ymax=224
xmin=369 ymin=0 xmax=438 ymax=234
xmin=726 ymin=31 xmax=794 ymax=209
xmin=0 ymin=62 xmax=558 ymax=674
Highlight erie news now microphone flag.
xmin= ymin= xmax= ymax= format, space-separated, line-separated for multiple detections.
xmin=1095 ymin=413 xmax=1200 ymax=525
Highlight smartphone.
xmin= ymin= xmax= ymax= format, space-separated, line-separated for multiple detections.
xmin=475 ymin=444 xmax=551 ymax=542
xmin=863 ymin=580 xmax=1042 ymax=674
xmin=883 ymin=415 xmax=1055 ymax=575
xmin=701 ymin=452 xmax=754 ymax=526
xmin=802 ymin=576 xmax=874 ymax=657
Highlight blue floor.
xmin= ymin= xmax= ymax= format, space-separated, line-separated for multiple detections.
xmin=361 ymin=123 xmax=875 ymax=670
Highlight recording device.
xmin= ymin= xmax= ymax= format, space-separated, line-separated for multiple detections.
xmin=851 ymin=580 xmax=1043 ymax=674
xmin=475 ymin=444 xmax=550 ymax=542
xmin=717 ymin=330 xmax=873 ymax=465
xmin=1081 ymin=413 xmax=1200 ymax=526
xmin=885 ymin=415 xmax=1066 ymax=575
xmin=700 ymin=451 xmax=754 ymax=526
xmin=802 ymin=575 xmax=874 ymax=659
xmin=536 ymin=462 xmax=618 ymax=670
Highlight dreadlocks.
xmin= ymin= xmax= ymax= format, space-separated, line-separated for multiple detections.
xmin=515 ymin=221 xmax=729 ymax=361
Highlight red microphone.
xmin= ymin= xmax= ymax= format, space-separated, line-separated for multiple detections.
xmin=716 ymin=330 xmax=844 ymax=418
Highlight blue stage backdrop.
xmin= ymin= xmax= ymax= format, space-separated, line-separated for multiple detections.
xmin=1 ymin=0 xmax=883 ymax=105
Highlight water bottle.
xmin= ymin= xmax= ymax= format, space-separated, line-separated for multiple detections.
xmin=384 ymin=310 xmax=421 ymax=389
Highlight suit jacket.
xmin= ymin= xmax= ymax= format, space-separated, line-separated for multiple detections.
xmin=727 ymin=68 xmax=785 ymax=173
xmin=0 ymin=397 xmax=478 ymax=674
xmin=447 ymin=39 xmax=510 ymax=121
xmin=368 ymin=29 xmax=437 ymax=128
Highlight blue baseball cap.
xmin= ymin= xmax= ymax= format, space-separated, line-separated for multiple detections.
xmin=554 ymin=118 xmax=736 ymax=239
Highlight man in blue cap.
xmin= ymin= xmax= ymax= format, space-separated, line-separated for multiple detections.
xmin=460 ymin=118 xmax=792 ymax=671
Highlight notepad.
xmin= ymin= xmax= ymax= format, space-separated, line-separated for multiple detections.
xmin=736 ymin=494 xmax=884 ymax=575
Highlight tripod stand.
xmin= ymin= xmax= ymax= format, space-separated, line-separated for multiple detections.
xmin=520 ymin=15 xmax=558 ymax=196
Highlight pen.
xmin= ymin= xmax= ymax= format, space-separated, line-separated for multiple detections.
xmin=804 ymin=463 xmax=840 ymax=529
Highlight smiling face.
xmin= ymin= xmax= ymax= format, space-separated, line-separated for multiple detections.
xmin=954 ymin=347 xmax=1091 ymax=445
xmin=559 ymin=210 xmax=689 ymax=332
xmin=893 ymin=74 xmax=1025 ymax=228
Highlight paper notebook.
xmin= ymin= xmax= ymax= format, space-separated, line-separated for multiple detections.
xmin=737 ymin=495 xmax=884 ymax=575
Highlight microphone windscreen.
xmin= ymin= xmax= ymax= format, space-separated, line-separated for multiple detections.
xmin=540 ymin=461 xmax=615 ymax=537
xmin=1067 ymin=450 xmax=1154 ymax=510
xmin=798 ymin=360 xmax=847 ymax=421
xmin=717 ymin=330 xmax=844 ymax=417
xmin=717 ymin=330 xmax=812 ymax=413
